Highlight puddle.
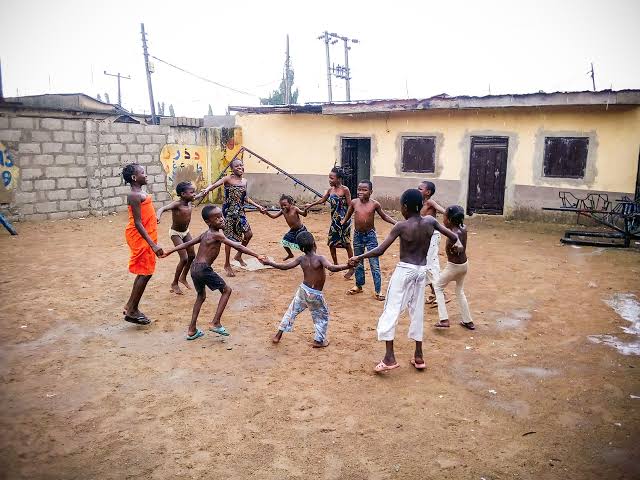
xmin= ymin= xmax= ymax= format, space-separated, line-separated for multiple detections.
xmin=495 ymin=310 xmax=531 ymax=329
xmin=588 ymin=293 xmax=640 ymax=356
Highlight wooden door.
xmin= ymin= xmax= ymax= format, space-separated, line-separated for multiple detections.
xmin=467 ymin=136 xmax=508 ymax=214
xmin=340 ymin=138 xmax=371 ymax=195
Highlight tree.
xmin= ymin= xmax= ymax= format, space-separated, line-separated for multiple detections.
xmin=208 ymin=104 xmax=213 ymax=116
xmin=260 ymin=68 xmax=299 ymax=105
xmin=97 ymin=93 xmax=102 ymax=102
xmin=104 ymin=92 xmax=110 ymax=104
xmin=169 ymin=104 xmax=175 ymax=117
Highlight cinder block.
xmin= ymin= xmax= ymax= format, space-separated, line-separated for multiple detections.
xmin=57 ymin=178 xmax=77 ymax=189
xmin=137 ymin=154 xmax=153 ymax=164
xmin=21 ymin=180 xmax=34 ymax=191
xmin=144 ymin=144 xmax=160 ymax=153
xmin=119 ymin=154 xmax=136 ymax=163
xmin=102 ymin=155 xmax=120 ymax=166
xmin=99 ymin=144 xmax=109 ymax=153
xmin=86 ymin=156 xmax=98 ymax=167
xmin=59 ymin=200 xmax=79 ymax=211
xmin=110 ymin=123 xmax=129 ymax=133
xmin=53 ymin=131 xmax=73 ymax=142
xmin=86 ymin=145 xmax=98 ymax=155
xmin=155 ymin=191 xmax=171 ymax=202
xmin=115 ymin=204 xmax=128 ymax=213
xmin=15 ymin=191 xmax=37 ymax=203
xmin=17 ymin=155 xmax=32 ymax=167
xmin=151 ymin=134 xmax=166 ymax=143
xmin=102 ymin=187 xmax=115 ymax=197
xmin=34 ymin=179 xmax=56 ymax=190
xmin=128 ymin=124 xmax=144 ymax=133
xmin=55 ymin=154 xmax=75 ymax=165
xmin=69 ymin=188 xmax=89 ymax=200
xmin=0 ymin=116 xmax=8 ymax=129
xmin=47 ymin=190 xmax=68 ymax=201
xmin=114 ymin=185 xmax=130 ymax=195
xmin=78 ymin=178 xmax=87 ymax=188
xmin=28 ymin=213 xmax=49 ymax=221
xmin=86 ymin=133 xmax=98 ymax=143
xmin=68 ymin=167 xmax=86 ymax=177
xmin=19 ymin=143 xmax=41 ymax=154
xmin=100 ymin=134 xmax=117 ymax=143
xmin=118 ymin=134 xmax=135 ymax=143
xmin=101 ymin=177 xmax=121 ymax=188
xmin=98 ymin=122 xmax=110 ymax=133
xmin=31 ymin=131 xmax=52 ymax=142
xmin=64 ymin=143 xmax=84 ymax=154
xmin=109 ymin=144 xmax=126 ymax=154
xmin=22 ymin=168 xmax=43 ymax=179
xmin=40 ymin=118 xmax=63 ymax=130
xmin=144 ymin=124 xmax=168 ymax=134
xmin=154 ymin=174 xmax=166 ymax=183
xmin=127 ymin=144 xmax=143 ymax=154
xmin=63 ymin=119 xmax=84 ymax=131
xmin=32 ymin=154 xmax=54 ymax=166
xmin=0 ymin=129 xmax=22 ymax=141
xmin=10 ymin=117 xmax=34 ymax=129
xmin=20 ymin=204 xmax=35 ymax=215
xmin=35 ymin=201 xmax=58 ymax=213
xmin=146 ymin=165 xmax=162 ymax=175
xmin=70 ymin=209 xmax=90 ymax=217
xmin=85 ymin=121 xmax=96 ymax=132
xmin=151 ymin=183 xmax=166 ymax=193
xmin=49 ymin=212 xmax=71 ymax=220
xmin=42 ymin=142 xmax=63 ymax=153
xmin=76 ymin=155 xmax=87 ymax=165
xmin=136 ymin=134 xmax=152 ymax=144
xmin=78 ymin=201 xmax=90 ymax=210
xmin=73 ymin=132 xmax=85 ymax=143
xmin=45 ymin=166 xmax=68 ymax=178
xmin=36 ymin=191 xmax=47 ymax=201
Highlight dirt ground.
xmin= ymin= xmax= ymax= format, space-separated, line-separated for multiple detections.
xmin=1 ymin=209 xmax=639 ymax=480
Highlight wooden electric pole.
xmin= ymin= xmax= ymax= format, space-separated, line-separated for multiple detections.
xmin=140 ymin=23 xmax=157 ymax=124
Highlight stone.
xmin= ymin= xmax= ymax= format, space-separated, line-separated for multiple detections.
xmin=31 ymin=131 xmax=52 ymax=142
xmin=22 ymin=168 xmax=43 ymax=179
xmin=55 ymin=154 xmax=76 ymax=165
xmin=64 ymin=143 xmax=84 ymax=154
xmin=40 ymin=118 xmax=63 ymax=130
xmin=21 ymin=180 xmax=34 ymax=191
xmin=59 ymin=200 xmax=79 ymax=211
xmin=42 ymin=142 xmax=63 ymax=153
xmin=19 ymin=143 xmax=41 ymax=154
xmin=10 ymin=117 xmax=34 ymax=129
xmin=32 ymin=154 xmax=55 ymax=166
xmin=118 ymin=134 xmax=135 ymax=143
xmin=68 ymin=167 xmax=86 ymax=177
xmin=34 ymin=179 xmax=56 ymax=190
xmin=45 ymin=166 xmax=68 ymax=178
xmin=57 ymin=178 xmax=77 ymax=189
xmin=63 ymin=119 xmax=84 ymax=131
xmin=109 ymin=144 xmax=126 ymax=154
xmin=127 ymin=144 xmax=143 ymax=154
xmin=0 ymin=130 xmax=22 ymax=142
xmin=35 ymin=201 xmax=58 ymax=213
xmin=53 ymin=131 xmax=73 ymax=142
xmin=144 ymin=144 xmax=160 ymax=153
xmin=15 ymin=191 xmax=37 ymax=203
xmin=136 ymin=134 xmax=152 ymax=144
xmin=47 ymin=190 xmax=69 ymax=201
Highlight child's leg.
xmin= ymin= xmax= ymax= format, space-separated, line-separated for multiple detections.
xmin=344 ymin=243 xmax=355 ymax=279
xmin=170 ymin=234 xmax=188 ymax=294
xmin=274 ymin=287 xmax=307 ymax=343
xmin=376 ymin=267 xmax=405 ymax=344
xmin=365 ymin=232 xmax=382 ymax=295
xmin=124 ymin=274 xmax=152 ymax=318
xmin=179 ymin=235 xmax=196 ymax=288
xmin=425 ymin=231 xmax=441 ymax=299
xmin=352 ymin=233 xmax=365 ymax=291
xmin=329 ymin=245 xmax=338 ymax=265
xmin=224 ymin=243 xmax=235 ymax=277
xmin=282 ymin=246 xmax=293 ymax=261
xmin=434 ymin=263 xmax=455 ymax=327
xmin=211 ymin=284 xmax=232 ymax=329
xmin=234 ymin=228 xmax=253 ymax=266
xmin=407 ymin=274 xmax=426 ymax=342
xmin=309 ymin=295 xmax=330 ymax=347
xmin=189 ymin=290 xmax=206 ymax=336
xmin=455 ymin=266 xmax=474 ymax=327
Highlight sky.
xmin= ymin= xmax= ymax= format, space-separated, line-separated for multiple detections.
xmin=1 ymin=0 xmax=639 ymax=117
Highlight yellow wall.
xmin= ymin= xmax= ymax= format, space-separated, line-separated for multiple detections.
xmin=237 ymin=107 xmax=640 ymax=194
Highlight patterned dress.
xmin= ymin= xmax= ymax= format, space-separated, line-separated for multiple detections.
xmin=327 ymin=193 xmax=351 ymax=248
xmin=222 ymin=183 xmax=249 ymax=242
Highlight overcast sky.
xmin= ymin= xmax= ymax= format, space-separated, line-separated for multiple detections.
xmin=1 ymin=0 xmax=639 ymax=117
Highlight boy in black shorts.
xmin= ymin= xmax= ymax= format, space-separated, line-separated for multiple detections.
xmin=162 ymin=205 xmax=266 ymax=340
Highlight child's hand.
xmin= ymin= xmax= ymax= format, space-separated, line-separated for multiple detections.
xmin=348 ymin=256 xmax=360 ymax=267
xmin=156 ymin=216 xmax=161 ymax=224
xmin=257 ymin=254 xmax=268 ymax=264
xmin=160 ymin=251 xmax=171 ymax=258
xmin=153 ymin=245 xmax=164 ymax=257
xmin=303 ymin=203 xmax=312 ymax=210
xmin=258 ymin=206 xmax=267 ymax=213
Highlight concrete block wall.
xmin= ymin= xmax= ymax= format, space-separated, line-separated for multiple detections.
xmin=0 ymin=114 xmax=173 ymax=221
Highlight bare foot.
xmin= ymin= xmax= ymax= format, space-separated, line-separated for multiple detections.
xmin=224 ymin=265 xmax=236 ymax=277
xmin=170 ymin=283 xmax=184 ymax=295
xmin=178 ymin=278 xmax=191 ymax=290
xmin=344 ymin=268 xmax=354 ymax=280
xmin=234 ymin=252 xmax=247 ymax=267
xmin=272 ymin=330 xmax=283 ymax=343
xmin=312 ymin=339 xmax=330 ymax=348
xmin=282 ymin=254 xmax=294 ymax=261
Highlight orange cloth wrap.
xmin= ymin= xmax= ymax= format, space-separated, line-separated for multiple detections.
xmin=125 ymin=195 xmax=158 ymax=275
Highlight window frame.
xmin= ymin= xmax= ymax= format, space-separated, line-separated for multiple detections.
xmin=400 ymin=135 xmax=437 ymax=174
xmin=542 ymin=136 xmax=589 ymax=179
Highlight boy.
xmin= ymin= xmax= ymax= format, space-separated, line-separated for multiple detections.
xmin=348 ymin=189 xmax=462 ymax=372
xmin=156 ymin=181 xmax=207 ymax=295
xmin=261 ymin=231 xmax=350 ymax=348
xmin=417 ymin=181 xmax=446 ymax=304
xmin=341 ymin=180 xmax=396 ymax=300
xmin=262 ymin=194 xmax=309 ymax=260
xmin=161 ymin=205 xmax=266 ymax=340
xmin=122 ymin=163 xmax=164 ymax=325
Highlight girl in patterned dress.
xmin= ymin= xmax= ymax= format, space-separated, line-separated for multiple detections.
xmin=201 ymin=159 xmax=266 ymax=276
xmin=305 ymin=167 xmax=354 ymax=279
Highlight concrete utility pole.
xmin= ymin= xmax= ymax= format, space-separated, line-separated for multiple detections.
xmin=588 ymin=62 xmax=596 ymax=91
xmin=140 ymin=23 xmax=157 ymax=124
xmin=103 ymin=71 xmax=131 ymax=106
xmin=284 ymin=34 xmax=291 ymax=104
xmin=328 ymin=33 xmax=358 ymax=102
xmin=317 ymin=31 xmax=333 ymax=102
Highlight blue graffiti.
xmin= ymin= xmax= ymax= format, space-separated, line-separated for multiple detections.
xmin=2 ymin=171 xmax=11 ymax=187
xmin=173 ymin=150 xmax=181 ymax=161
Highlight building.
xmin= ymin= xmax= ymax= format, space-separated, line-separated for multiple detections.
xmin=231 ymin=90 xmax=640 ymax=218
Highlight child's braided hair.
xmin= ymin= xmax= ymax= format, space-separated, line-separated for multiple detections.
xmin=280 ymin=193 xmax=295 ymax=204
xmin=122 ymin=163 xmax=140 ymax=185
xmin=446 ymin=205 xmax=465 ymax=226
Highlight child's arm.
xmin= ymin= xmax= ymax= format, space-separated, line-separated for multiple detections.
xmin=319 ymin=256 xmax=350 ymax=272
xmin=218 ymin=233 xmax=264 ymax=258
xmin=349 ymin=224 xmax=402 ymax=265
xmin=129 ymin=193 xmax=163 ymax=256
xmin=343 ymin=186 xmax=352 ymax=206
xmin=304 ymin=189 xmax=330 ymax=209
xmin=432 ymin=218 xmax=464 ymax=253
xmin=295 ymin=206 xmax=308 ymax=217
xmin=263 ymin=209 xmax=283 ymax=219
xmin=427 ymin=198 xmax=446 ymax=215
xmin=246 ymin=196 xmax=267 ymax=213
xmin=261 ymin=256 xmax=302 ymax=270
xmin=200 ymin=176 xmax=228 ymax=196
xmin=161 ymin=234 xmax=203 ymax=257
xmin=374 ymin=201 xmax=397 ymax=225
xmin=156 ymin=200 xmax=180 ymax=223
xmin=341 ymin=202 xmax=355 ymax=226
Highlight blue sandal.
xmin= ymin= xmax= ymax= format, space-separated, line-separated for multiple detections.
xmin=210 ymin=325 xmax=230 ymax=336
xmin=186 ymin=328 xmax=205 ymax=341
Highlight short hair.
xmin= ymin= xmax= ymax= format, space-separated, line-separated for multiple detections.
xmin=122 ymin=163 xmax=140 ymax=185
xmin=201 ymin=204 xmax=219 ymax=221
xmin=421 ymin=180 xmax=436 ymax=195
xmin=280 ymin=193 xmax=295 ymax=204
xmin=400 ymin=189 xmax=423 ymax=213
xmin=359 ymin=180 xmax=373 ymax=190
xmin=296 ymin=231 xmax=315 ymax=253
xmin=230 ymin=158 xmax=243 ymax=167
xmin=446 ymin=205 xmax=465 ymax=226
xmin=330 ymin=166 xmax=345 ymax=180
xmin=176 ymin=181 xmax=193 ymax=196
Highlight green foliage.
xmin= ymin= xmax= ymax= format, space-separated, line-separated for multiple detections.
xmin=260 ymin=69 xmax=299 ymax=105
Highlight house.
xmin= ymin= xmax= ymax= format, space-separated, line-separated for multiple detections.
xmin=230 ymin=90 xmax=640 ymax=218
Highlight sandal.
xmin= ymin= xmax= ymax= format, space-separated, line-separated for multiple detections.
xmin=346 ymin=286 xmax=363 ymax=295
xmin=460 ymin=321 xmax=476 ymax=330
xmin=374 ymin=293 xmax=385 ymax=301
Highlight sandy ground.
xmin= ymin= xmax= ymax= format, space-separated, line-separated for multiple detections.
xmin=1 ymin=209 xmax=639 ymax=480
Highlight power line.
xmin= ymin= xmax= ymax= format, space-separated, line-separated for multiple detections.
xmin=149 ymin=55 xmax=259 ymax=97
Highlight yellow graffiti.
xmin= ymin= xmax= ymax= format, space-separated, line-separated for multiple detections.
xmin=160 ymin=145 xmax=209 ymax=195
xmin=0 ymin=142 xmax=19 ymax=203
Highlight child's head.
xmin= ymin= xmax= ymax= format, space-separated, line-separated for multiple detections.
xmin=357 ymin=180 xmax=373 ymax=200
xmin=279 ymin=193 xmax=295 ymax=210
xmin=202 ymin=205 xmax=225 ymax=229
xmin=444 ymin=205 xmax=465 ymax=228
xmin=329 ymin=166 xmax=344 ymax=187
xmin=418 ymin=181 xmax=435 ymax=199
xmin=400 ymin=188 xmax=423 ymax=219
xmin=176 ymin=181 xmax=195 ymax=201
xmin=296 ymin=231 xmax=316 ymax=253
xmin=122 ymin=163 xmax=146 ymax=186
xmin=230 ymin=158 xmax=244 ymax=176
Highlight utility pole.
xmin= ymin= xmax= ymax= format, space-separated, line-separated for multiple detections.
xmin=317 ymin=31 xmax=333 ymax=102
xmin=284 ymin=34 xmax=291 ymax=104
xmin=140 ymin=23 xmax=157 ymax=124
xmin=320 ymin=32 xmax=359 ymax=102
xmin=0 ymin=59 xmax=4 ymax=102
xmin=588 ymin=62 xmax=596 ymax=91
xmin=103 ymin=71 xmax=131 ymax=106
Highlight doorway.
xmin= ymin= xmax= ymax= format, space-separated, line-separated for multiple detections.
xmin=635 ymin=147 xmax=640 ymax=201
xmin=467 ymin=136 xmax=509 ymax=214
xmin=340 ymin=137 xmax=371 ymax=195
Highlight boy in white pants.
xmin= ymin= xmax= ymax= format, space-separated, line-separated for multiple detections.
xmin=349 ymin=189 xmax=463 ymax=373
xmin=434 ymin=205 xmax=475 ymax=330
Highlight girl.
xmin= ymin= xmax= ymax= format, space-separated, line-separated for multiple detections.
xmin=262 ymin=194 xmax=309 ymax=260
xmin=305 ymin=167 xmax=354 ymax=279
xmin=433 ymin=205 xmax=475 ymax=330
xmin=122 ymin=163 xmax=164 ymax=325
xmin=201 ymin=159 xmax=266 ymax=277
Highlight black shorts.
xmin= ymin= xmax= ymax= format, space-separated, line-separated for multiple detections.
xmin=191 ymin=262 xmax=226 ymax=294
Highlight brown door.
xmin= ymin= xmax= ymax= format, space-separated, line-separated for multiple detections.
xmin=340 ymin=138 xmax=371 ymax=194
xmin=467 ymin=136 xmax=508 ymax=214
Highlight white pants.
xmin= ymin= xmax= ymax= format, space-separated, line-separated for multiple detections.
xmin=435 ymin=261 xmax=473 ymax=324
xmin=425 ymin=230 xmax=441 ymax=286
xmin=377 ymin=262 xmax=428 ymax=341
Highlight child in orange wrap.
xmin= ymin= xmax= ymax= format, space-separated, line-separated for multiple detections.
xmin=122 ymin=163 xmax=164 ymax=325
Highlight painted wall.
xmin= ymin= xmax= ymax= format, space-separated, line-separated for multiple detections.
xmin=236 ymin=107 xmax=640 ymax=215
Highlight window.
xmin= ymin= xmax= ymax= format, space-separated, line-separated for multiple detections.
xmin=543 ymin=137 xmax=589 ymax=179
xmin=401 ymin=136 xmax=435 ymax=173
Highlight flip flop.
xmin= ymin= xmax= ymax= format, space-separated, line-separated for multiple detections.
xmin=460 ymin=321 xmax=476 ymax=330
xmin=374 ymin=361 xmax=400 ymax=373
xmin=210 ymin=325 xmax=230 ymax=336
xmin=374 ymin=293 xmax=386 ymax=301
xmin=425 ymin=295 xmax=436 ymax=304
xmin=346 ymin=286 xmax=363 ymax=295
xmin=434 ymin=320 xmax=450 ymax=328
xmin=124 ymin=315 xmax=151 ymax=325
xmin=186 ymin=328 xmax=205 ymax=341
xmin=410 ymin=358 xmax=427 ymax=370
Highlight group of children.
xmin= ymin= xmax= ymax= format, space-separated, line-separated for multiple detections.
xmin=122 ymin=159 xmax=474 ymax=371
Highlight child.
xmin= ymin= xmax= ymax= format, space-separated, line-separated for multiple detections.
xmin=261 ymin=231 xmax=350 ymax=348
xmin=200 ymin=159 xmax=266 ymax=277
xmin=122 ymin=163 xmax=164 ymax=325
xmin=262 ymin=194 xmax=309 ymax=260
xmin=341 ymin=180 xmax=397 ymax=300
xmin=304 ymin=167 xmax=354 ymax=279
xmin=348 ymin=189 xmax=462 ymax=372
xmin=417 ymin=181 xmax=447 ymax=305
xmin=156 ymin=181 xmax=207 ymax=295
xmin=434 ymin=205 xmax=475 ymax=330
xmin=161 ymin=205 xmax=266 ymax=340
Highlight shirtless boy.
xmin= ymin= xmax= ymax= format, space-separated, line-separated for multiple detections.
xmin=418 ymin=181 xmax=446 ymax=304
xmin=262 ymin=194 xmax=309 ymax=260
